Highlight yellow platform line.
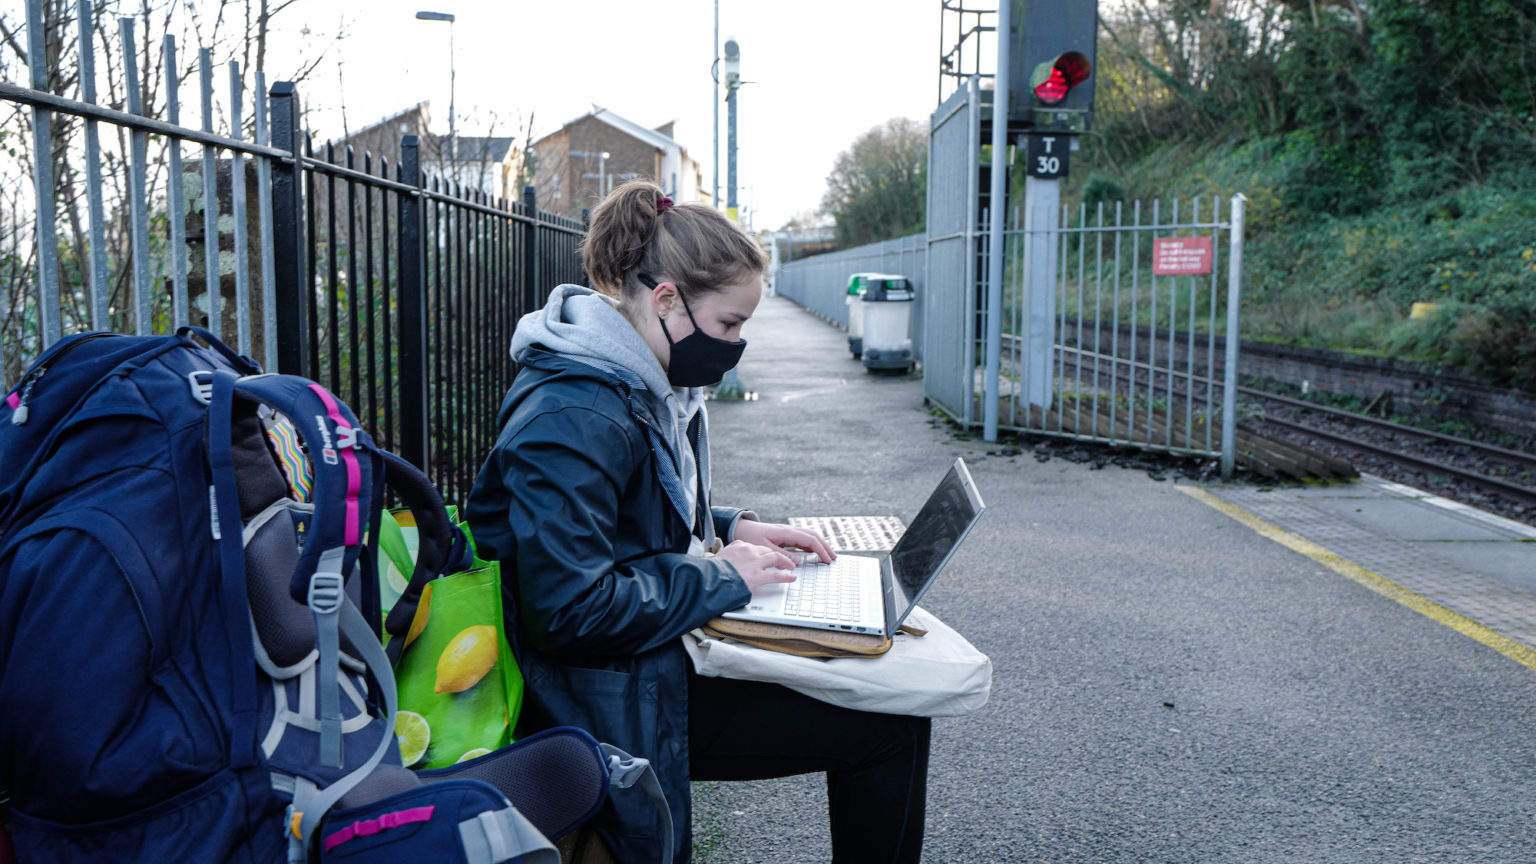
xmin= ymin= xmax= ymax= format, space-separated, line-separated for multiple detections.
xmin=1177 ymin=484 xmax=1536 ymax=672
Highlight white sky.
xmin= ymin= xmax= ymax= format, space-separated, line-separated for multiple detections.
xmin=273 ymin=0 xmax=958 ymax=230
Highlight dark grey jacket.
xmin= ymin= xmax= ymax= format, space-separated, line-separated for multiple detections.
xmin=466 ymin=344 xmax=752 ymax=863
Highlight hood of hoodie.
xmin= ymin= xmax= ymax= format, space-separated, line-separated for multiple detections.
xmin=509 ymin=284 xmax=711 ymax=541
xmin=511 ymin=284 xmax=675 ymax=399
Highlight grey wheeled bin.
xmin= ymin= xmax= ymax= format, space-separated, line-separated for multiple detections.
xmin=844 ymin=273 xmax=870 ymax=358
xmin=860 ymin=277 xmax=915 ymax=373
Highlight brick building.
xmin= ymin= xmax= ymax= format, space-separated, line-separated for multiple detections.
xmin=529 ymin=106 xmax=704 ymax=218
xmin=337 ymin=102 xmax=523 ymax=201
xmin=333 ymin=102 xmax=431 ymax=175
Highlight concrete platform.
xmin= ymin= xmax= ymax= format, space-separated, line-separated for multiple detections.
xmin=692 ymin=293 xmax=1536 ymax=863
xmin=1192 ymin=476 xmax=1536 ymax=661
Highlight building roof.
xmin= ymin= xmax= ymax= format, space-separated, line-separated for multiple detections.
xmin=587 ymin=105 xmax=678 ymax=151
xmin=590 ymin=106 xmax=675 ymax=152
xmin=342 ymin=102 xmax=431 ymax=139
xmin=531 ymin=106 xmax=686 ymax=155
xmin=450 ymin=136 xmax=514 ymax=162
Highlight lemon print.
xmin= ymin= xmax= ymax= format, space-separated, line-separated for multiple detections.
xmin=385 ymin=559 xmax=410 ymax=596
xmin=395 ymin=711 xmax=430 ymax=767
xmin=435 ymin=625 xmax=498 ymax=694
xmin=403 ymin=587 xmax=431 ymax=649
xmin=456 ymin=747 xmax=492 ymax=764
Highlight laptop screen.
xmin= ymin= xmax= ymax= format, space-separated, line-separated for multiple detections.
xmin=888 ymin=458 xmax=985 ymax=617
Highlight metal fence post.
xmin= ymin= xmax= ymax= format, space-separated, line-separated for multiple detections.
xmin=1220 ymin=194 xmax=1247 ymax=480
xmin=982 ymin=0 xmax=1012 ymax=444
xmin=268 ymin=81 xmax=308 ymax=377
xmin=77 ymin=0 xmax=109 ymax=330
xmin=26 ymin=0 xmax=61 ymax=349
xmin=397 ymin=136 xmax=429 ymax=471
xmin=522 ymin=185 xmax=539 ymax=314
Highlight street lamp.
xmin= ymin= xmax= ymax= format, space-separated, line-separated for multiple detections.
xmin=715 ymin=36 xmax=750 ymax=400
xmin=711 ymin=0 xmax=719 ymax=210
xmin=723 ymin=36 xmax=741 ymax=222
xmin=414 ymin=10 xmax=455 ymax=178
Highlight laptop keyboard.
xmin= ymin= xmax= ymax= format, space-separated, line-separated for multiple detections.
xmin=783 ymin=558 xmax=866 ymax=622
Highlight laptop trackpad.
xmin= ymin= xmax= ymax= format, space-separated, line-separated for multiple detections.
xmin=745 ymin=579 xmax=790 ymax=612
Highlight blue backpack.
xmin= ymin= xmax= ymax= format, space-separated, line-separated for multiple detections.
xmin=0 ymin=329 xmax=662 ymax=863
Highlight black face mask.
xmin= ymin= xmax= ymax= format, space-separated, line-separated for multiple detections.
xmin=639 ymin=273 xmax=747 ymax=388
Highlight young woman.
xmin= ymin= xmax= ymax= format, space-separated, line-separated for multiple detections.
xmin=465 ymin=179 xmax=931 ymax=863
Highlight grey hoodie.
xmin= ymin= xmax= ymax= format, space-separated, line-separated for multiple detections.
xmin=510 ymin=284 xmax=712 ymax=545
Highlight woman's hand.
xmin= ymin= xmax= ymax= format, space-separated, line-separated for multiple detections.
xmin=716 ymin=540 xmax=798 ymax=592
xmin=732 ymin=520 xmax=837 ymax=565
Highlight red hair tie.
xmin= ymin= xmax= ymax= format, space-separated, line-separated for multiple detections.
xmin=657 ymin=196 xmax=675 ymax=214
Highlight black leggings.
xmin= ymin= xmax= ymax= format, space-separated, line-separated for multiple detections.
xmin=687 ymin=673 xmax=931 ymax=864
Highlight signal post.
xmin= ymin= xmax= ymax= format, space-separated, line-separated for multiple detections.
xmin=986 ymin=1 xmax=1098 ymax=437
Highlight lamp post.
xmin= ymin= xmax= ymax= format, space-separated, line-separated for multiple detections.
xmin=714 ymin=36 xmax=750 ymax=400
xmin=712 ymin=0 xmax=719 ymax=210
xmin=414 ymin=10 xmax=456 ymax=179
xmin=723 ymin=36 xmax=741 ymax=222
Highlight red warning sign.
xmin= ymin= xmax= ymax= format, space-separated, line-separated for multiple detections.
xmin=1153 ymin=236 xmax=1213 ymax=276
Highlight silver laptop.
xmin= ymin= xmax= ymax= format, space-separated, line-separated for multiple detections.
xmin=721 ymin=457 xmax=986 ymax=638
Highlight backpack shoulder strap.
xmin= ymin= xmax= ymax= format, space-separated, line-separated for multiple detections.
xmin=218 ymin=373 xmax=375 ymax=605
xmin=206 ymin=371 xmax=397 ymax=863
xmin=285 ymin=596 xmax=399 ymax=864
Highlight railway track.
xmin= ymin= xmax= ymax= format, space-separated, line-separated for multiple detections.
xmin=1236 ymin=386 xmax=1536 ymax=471
xmin=995 ymin=337 xmax=1536 ymax=515
xmin=1240 ymin=387 xmax=1536 ymax=514
xmin=1257 ymin=413 xmax=1536 ymax=509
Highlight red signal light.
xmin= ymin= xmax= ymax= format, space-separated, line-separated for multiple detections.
xmin=1030 ymin=52 xmax=1092 ymax=105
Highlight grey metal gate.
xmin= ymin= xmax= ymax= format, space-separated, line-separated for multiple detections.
xmin=987 ymin=193 xmax=1247 ymax=475
xmin=923 ymin=78 xmax=981 ymax=423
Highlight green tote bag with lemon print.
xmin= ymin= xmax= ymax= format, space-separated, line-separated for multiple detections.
xmin=379 ymin=507 xmax=524 ymax=770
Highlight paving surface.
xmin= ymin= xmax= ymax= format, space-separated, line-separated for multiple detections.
xmin=1209 ymin=478 xmax=1536 ymax=653
xmin=691 ymin=293 xmax=1536 ymax=863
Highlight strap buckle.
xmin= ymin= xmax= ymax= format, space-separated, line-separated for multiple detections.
xmin=187 ymin=370 xmax=214 ymax=405
xmin=307 ymin=571 xmax=344 ymax=615
xmin=606 ymin=752 xmax=652 ymax=790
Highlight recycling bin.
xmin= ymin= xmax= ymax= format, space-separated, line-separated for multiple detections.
xmin=860 ymin=277 xmax=915 ymax=373
xmin=845 ymin=273 xmax=870 ymax=358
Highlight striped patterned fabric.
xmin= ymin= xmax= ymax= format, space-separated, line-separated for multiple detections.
xmin=263 ymin=412 xmax=314 ymax=502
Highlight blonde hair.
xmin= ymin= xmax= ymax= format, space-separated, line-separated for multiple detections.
xmin=580 ymin=179 xmax=765 ymax=302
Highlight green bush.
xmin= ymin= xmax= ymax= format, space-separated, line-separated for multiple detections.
xmin=1445 ymin=294 xmax=1536 ymax=387
xmin=1058 ymin=0 xmax=1536 ymax=387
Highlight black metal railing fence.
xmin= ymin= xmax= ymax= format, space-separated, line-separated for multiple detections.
xmin=3 ymin=5 xmax=585 ymax=505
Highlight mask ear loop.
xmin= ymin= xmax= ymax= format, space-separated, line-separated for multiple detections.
xmin=637 ymin=272 xmax=685 ymax=347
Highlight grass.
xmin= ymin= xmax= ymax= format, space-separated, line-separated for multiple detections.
xmin=1057 ymin=141 xmax=1536 ymax=388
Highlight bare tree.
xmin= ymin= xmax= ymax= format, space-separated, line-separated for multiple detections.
xmin=0 ymin=0 xmax=330 ymax=383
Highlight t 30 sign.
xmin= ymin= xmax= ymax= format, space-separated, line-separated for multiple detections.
xmin=1024 ymin=135 xmax=1069 ymax=178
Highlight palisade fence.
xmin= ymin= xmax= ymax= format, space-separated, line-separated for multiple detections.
xmin=978 ymin=196 xmax=1245 ymax=470
xmin=777 ymin=195 xmax=1247 ymax=472
xmin=772 ymin=233 xmax=927 ymax=361
xmin=0 ymin=2 xmax=585 ymax=503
